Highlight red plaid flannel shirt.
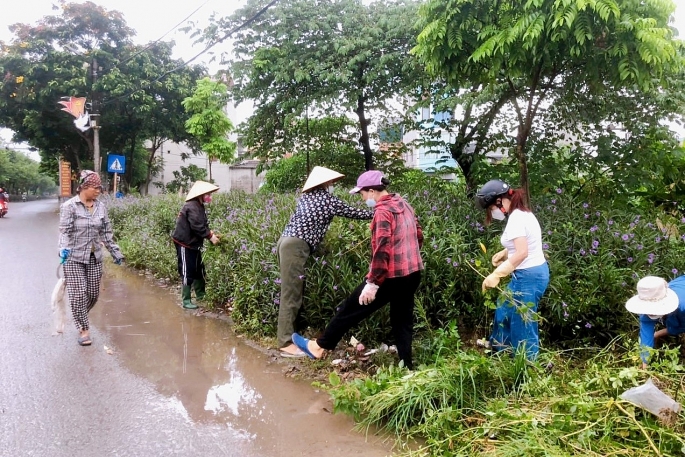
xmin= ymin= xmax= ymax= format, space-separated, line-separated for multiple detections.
xmin=366 ymin=194 xmax=423 ymax=285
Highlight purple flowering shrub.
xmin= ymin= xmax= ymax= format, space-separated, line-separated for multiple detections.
xmin=533 ymin=191 xmax=685 ymax=344
xmin=107 ymin=194 xmax=185 ymax=279
xmin=108 ymin=173 xmax=685 ymax=348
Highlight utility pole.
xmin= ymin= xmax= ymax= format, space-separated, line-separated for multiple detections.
xmin=90 ymin=57 xmax=101 ymax=178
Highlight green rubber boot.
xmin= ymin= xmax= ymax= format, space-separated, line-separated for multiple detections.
xmin=181 ymin=285 xmax=198 ymax=309
xmin=193 ymin=278 xmax=206 ymax=301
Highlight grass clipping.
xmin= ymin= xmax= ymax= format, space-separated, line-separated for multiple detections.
xmin=325 ymin=342 xmax=685 ymax=456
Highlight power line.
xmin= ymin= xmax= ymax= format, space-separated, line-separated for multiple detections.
xmin=115 ymin=0 xmax=212 ymax=68
xmin=103 ymin=0 xmax=279 ymax=106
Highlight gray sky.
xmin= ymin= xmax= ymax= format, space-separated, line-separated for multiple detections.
xmin=1 ymin=0 xmax=684 ymax=158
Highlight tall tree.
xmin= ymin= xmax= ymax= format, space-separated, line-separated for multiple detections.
xmin=0 ymin=148 xmax=57 ymax=195
xmin=216 ymin=0 xmax=425 ymax=169
xmin=98 ymin=42 xmax=204 ymax=193
xmin=413 ymin=0 xmax=684 ymax=198
xmin=182 ymin=77 xmax=236 ymax=181
xmin=0 ymin=1 xmax=204 ymax=191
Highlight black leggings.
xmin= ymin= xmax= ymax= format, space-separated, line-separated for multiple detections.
xmin=316 ymin=270 xmax=422 ymax=369
xmin=175 ymin=244 xmax=205 ymax=286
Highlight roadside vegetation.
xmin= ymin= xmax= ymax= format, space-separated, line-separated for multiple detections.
xmin=2 ymin=0 xmax=685 ymax=454
xmin=109 ymin=165 xmax=685 ymax=456
xmin=0 ymin=148 xmax=56 ymax=196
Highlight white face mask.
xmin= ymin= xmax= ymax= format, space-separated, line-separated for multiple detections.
xmin=327 ymin=185 xmax=334 ymax=193
xmin=491 ymin=208 xmax=506 ymax=221
xmin=365 ymin=198 xmax=376 ymax=208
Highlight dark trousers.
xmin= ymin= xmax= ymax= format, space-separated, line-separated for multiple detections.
xmin=175 ymin=244 xmax=205 ymax=286
xmin=316 ymin=270 xmax=422 ymax=369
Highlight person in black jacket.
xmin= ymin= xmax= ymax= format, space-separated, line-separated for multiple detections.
xmin=172 ymin=181 xmax=220 ymax=309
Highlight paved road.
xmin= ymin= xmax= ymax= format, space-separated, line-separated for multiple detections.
xmin=0 ymin=200 xmax=392 ymax=457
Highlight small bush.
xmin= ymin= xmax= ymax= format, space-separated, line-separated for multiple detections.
xmin=108 ymin=171 xmax=685 ymax=349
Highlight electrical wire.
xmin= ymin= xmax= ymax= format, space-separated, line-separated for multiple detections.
xmin=103 ymin=0 xmax=279 ymax=106
xmin=115 ymin=0 xmax=212 ymax=67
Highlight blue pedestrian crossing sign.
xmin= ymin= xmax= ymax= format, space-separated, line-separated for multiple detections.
xmin=107 ymin=154 xmax=126 ymax=173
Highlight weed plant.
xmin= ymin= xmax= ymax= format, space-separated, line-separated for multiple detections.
xmin=325 ymin=335 xmax=685 ymax=456
xmin=108 ymin=170 xmax=685 ymax=348
xmin=107 ymin=171 xmax=685 ymax=455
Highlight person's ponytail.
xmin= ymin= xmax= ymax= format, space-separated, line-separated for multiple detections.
xmin=508 ymin=189 xmax=530 ymax=213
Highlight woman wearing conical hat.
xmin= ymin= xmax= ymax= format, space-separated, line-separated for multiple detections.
xmin=172 ymin=181 xmax=220 ymax=309
xmin=277 ymin=166 xmax=374 ymax=357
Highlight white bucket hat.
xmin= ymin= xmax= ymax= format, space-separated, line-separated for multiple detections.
xmin=302 ymin=166 xmax=344 ymax=192
xmin=625 ymin=276 xmax=679 ymax=316
xmin=185 ymin=181 xmax=219 ymax=201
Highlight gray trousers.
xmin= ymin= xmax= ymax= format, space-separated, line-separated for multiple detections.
xmin=276 ymin=236 xmax=311 ymax=348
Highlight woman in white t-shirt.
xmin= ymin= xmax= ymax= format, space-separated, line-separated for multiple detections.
xmin=475 ymin=179 xmax=549 ymax=360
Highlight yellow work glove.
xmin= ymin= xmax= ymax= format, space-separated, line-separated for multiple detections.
xmin=482 ymin=260 xmax=516 ymax=292
xmin=491 ymin=249 xmax=508 ymax=267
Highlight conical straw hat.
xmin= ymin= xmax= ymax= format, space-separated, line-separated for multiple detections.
xmin=185 ymin=181 xmax=220 ymax=201
xmin=302 ymin=166 xmax=345 ymax=192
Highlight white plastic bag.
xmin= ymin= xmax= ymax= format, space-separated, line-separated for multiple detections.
xmin=620 ymin=379 xmax=681 ymax=419
xmin=50 ymin=277 xmax=68 ymax=335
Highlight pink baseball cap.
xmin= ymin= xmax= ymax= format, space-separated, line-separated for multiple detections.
xmin=349 ymin=170 xmax=384 ymax=194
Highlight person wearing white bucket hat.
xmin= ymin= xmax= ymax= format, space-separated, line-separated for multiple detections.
xmin=172 ymin=181 xmax=220 ymax=309
xmin=276 ymin=166 xmax=374 ymax=357
xmin=625 ymin=275 xmax=685 ymax=368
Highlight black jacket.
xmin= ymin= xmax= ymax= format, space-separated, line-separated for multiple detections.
xmin=172 ymin=199 xmax=211 ymax=249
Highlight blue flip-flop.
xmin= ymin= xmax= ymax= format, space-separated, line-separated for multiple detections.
xmin=291 ymin=333 xmax=318 ymax=359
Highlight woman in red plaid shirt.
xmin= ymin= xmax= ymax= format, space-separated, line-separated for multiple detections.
xmin=292 ymin=170 xmax=423 ymax=368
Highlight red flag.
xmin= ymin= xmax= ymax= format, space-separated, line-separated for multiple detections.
xmin=58 ymin=97 xmax=87 ymax=118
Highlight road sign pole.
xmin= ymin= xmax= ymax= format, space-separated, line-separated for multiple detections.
xmin=113 ymin=172 xmax=118 ymax=194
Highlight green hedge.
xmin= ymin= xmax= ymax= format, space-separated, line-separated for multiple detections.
xmin=108 ymin=170 xmax=685 ymax=347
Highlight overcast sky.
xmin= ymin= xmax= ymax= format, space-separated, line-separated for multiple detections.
xmin=0 ymin=0 xmax=246 ymax=156
xmin=1 ymin=0 xmax=684 ymax=158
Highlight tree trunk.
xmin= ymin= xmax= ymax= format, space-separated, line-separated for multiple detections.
xmin=143 ymin=150 xmax=155 ymax=196
xmin=449 ymin=140 xmax=475 ymax=193
xmin=448 ymin=91 xmax=511 ymax=195
xmin=354 ymin=95 xmax=373 ymax=171
xmin=126 ymin=134 xmax=136 ymax=193
xmin=516 ymin=131 xmax=531 ymax=207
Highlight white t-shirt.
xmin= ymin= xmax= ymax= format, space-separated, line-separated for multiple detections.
xmin=501 ymin=209 xmax=546 ymax=270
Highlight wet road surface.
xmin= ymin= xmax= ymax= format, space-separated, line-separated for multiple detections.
xmin=0 ymin=200 xmax=393 ymax=456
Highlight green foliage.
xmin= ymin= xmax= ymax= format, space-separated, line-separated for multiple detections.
xmin=519 ymin=126 xmax=685 ymax=213
xmin=182 ymin=77 xmax=236 ymax=181
xmin=260 ymin=120 xmax=407 ymax=193
xmin=325 ymin=340 xmax=685 ymax=456
xmin=0 ymin=148 xmax=56 ymax=194
xmin=109 ymin=168 xmax=685 ymax=348
xmin=163 ymin=164 xmax=207 ymax=195
xmin=533 ymin=189 xmax=685 ymax=344
xmin=412 ymin=0 xmax=685 ymax=196
xmin=0 ymin=2 xmax=203 ymax=190
xmin=107 ymin=194 xmax=181 ymax=279
xmin=210 ymin=0 xmax=425 ymax=168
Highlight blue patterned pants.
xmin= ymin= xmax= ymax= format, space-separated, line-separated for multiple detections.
xmin=490 ymin=262 xmax=549 ymax=360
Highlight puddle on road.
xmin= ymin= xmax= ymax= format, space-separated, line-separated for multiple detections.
xmin=90 ymin=266 xmax=394 ymax=456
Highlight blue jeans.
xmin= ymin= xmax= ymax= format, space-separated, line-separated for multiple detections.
xmin=490 ymin=262 xmax=549 ymax=360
